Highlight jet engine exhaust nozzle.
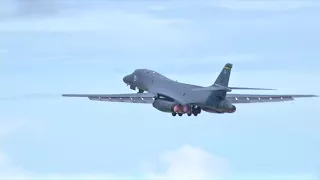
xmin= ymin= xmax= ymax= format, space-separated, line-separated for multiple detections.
xmin=173 ymin=105 xmax=183 ymax=113
xmin=183 ymin=106 xmax=191 ymax=113
xmin=173 ymin=105 xmax=193 ymax=114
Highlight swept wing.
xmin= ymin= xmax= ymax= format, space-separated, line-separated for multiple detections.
xmin=62 ymin=93 xmax=317 ymax=104
xmin=62 ymin=93 xmax=156 ymax=104
xmin=226 ymin=94 xmax=317 ymax=104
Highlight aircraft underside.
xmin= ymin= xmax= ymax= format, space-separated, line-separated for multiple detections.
xmin=170 ymin=105 xmax=236 ymax=116
xmin=152 ymin=97 xmax=236 ymax=116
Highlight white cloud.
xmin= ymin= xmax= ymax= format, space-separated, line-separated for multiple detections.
xmin=0 ymin=9 xmax=189 ymax=52
xmin=0 ymin=120 xmax=30 ymax=177
xmin=0 ymin=145 xmax=228 ymax=180
xmin=212 ymin=0 xmax=319 ymax=11
xmin=148 ymin=6 xmax=167 ymax=11
xmin=168 ymin=53 xmax=258 ymax=65
xmin=0 ymin=9 xmax=187 ymax=37
xmin=0 ymin=120 xmax=25 ymax=139
xmin=0 ymin=151 xmax=29 ymax=177
xmin=0 ymin=10 xmax=185 ymax=33
xmin=145 ymin=145 xmax=229 ymax=179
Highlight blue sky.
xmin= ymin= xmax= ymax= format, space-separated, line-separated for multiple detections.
xmin=0 ymin=0 xmax=320 ymax=179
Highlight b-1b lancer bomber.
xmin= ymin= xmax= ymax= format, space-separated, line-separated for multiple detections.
xmin=62 ymin=63 xmax=317 ymax=116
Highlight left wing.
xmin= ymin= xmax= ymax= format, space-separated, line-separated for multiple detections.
xmin=62 ymin=93 xmax=156 ymax=104
xmin=226 ymin=93 xmax=317 ymax=104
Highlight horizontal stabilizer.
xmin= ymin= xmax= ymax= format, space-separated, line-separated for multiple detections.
xmin=192 ymin=86 xmax=231 ymax=92
xmin=192 ymin=85 xmax=276 ymax=92
xmin=228 ymin=87 xmax=276 ymax=90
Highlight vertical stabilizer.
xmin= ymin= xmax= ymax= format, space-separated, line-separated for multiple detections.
xmin=212 ymin=63 xmax=232 ymax=87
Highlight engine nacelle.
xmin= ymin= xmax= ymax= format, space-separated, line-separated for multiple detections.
xmin=152 ymin=99 xmax=175 ymax=112
xmin=217 ymin=99 xmax=236 ymax=113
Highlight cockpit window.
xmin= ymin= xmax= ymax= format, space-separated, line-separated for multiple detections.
xmin=133 ymin=75 xmax=138 ymax=81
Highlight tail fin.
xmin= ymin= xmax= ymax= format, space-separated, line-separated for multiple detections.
xmin=192 ymin=63 xmax=276 ymax=95
xmin=212 ymin=63 xmax=232 ymax=87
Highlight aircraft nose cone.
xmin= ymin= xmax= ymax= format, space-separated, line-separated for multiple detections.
xmin=123 ymin=75 xmax=130 ymax=84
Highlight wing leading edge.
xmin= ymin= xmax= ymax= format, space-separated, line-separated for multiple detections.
xmin=62 ymin=93 xmax=317 ymax=104
xmin=62 ymin=93 xmax=156 ymax=104
xmin=226 ymin=94 xmax=317 ymax=104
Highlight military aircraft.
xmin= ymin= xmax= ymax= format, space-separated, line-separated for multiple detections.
xmin=62 ymin=63 xmax=317 ymax=116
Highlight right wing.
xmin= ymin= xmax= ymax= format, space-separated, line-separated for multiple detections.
xmin=226 ymin=93 xmax=317 ymax=104
xmin=62 ymin=93 xmax=156 ymax=104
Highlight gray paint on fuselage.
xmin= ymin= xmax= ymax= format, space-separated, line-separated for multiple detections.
xmin=62 ymin=63 xmax=317 ymax=115
xmin=123 ymin=69 xmax=220 ymax=109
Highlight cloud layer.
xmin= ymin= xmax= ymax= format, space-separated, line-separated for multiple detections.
xmin=211 ymin=0 xmax=319 ymax=11
xmin=0 ymin=143 xmax=229 ymax=179
xmin=147 ymin=145 xmax=229 ymax=179
xmin=0 ymin=121 xmax=29 ymax=176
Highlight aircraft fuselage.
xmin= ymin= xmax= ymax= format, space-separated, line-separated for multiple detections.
xmin=122 ymin=69 xmax=236 ymax=115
